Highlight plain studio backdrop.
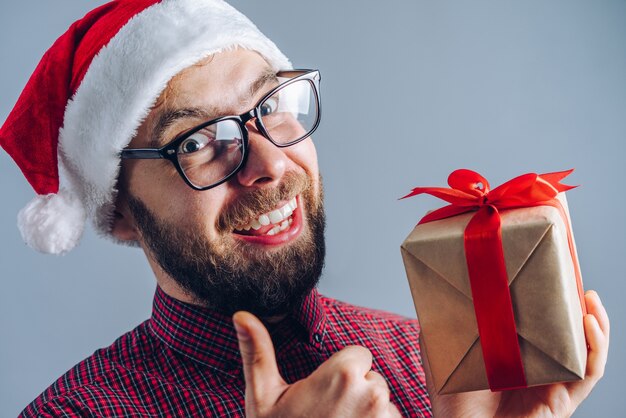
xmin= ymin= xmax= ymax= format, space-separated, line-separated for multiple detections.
xmin=1 ymin=1 xmax=624 ymax=416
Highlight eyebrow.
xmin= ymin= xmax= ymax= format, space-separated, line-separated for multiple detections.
xmin=244 ymin=67 xmax=279 ymax=105
xmin=150 ymin=67 xmax=279 ymax=148
xmin=150 ymin=107 xmax=212 ymax=148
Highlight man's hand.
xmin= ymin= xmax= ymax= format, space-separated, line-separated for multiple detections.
xmin=423 ymin=290 xmax=610 ymax=418
xmin=233 ymin=312 xmax=402 ymax=418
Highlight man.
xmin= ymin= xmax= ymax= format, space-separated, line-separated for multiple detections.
xmin=0 ymin=0 xmax=609 ymax=417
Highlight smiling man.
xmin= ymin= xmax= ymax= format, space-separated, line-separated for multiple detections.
xmin=118 ymin=53 xmax=326 ymax=317
xmin=0 ymin=1 xmax=609 ymax=417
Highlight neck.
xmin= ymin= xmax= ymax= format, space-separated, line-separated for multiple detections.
xmin=148 ymin=254 xmax=289 ymax=325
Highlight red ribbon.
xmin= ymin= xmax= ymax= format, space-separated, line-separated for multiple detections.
xmin=402 ymin=169 xmax=586 ymax=391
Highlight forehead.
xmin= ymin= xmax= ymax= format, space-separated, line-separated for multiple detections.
xmin=158 ymin=49 xmax=274 ymax=110
xmin=130 ymin=49 xmax=276 ymax=148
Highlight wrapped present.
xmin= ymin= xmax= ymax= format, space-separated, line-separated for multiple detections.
xmin=400 ymin=169 xmax=587 ymax=394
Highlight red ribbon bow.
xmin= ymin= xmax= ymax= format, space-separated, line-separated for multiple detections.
xmin=402 ymin=169 xmax=585 ymax=391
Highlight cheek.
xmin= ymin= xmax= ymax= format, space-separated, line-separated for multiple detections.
xmin=167 ymin=190 xmax=228 ymax=235
xmin=287 ymin=138 xmax=319 ymax=177
xmin=127 ymin=159 xmax=178 ymax=195
xmin=285 ymin=139 xmax=321 ymax=207
xmin=127 ymin=162 xmax=227 ymax=233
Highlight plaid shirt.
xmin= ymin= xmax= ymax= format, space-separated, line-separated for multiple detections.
xmin=20 ymin=286 xmax=431 ymax=417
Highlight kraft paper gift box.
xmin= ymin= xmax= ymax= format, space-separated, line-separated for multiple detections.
xmin=401 ymin=187 xmax=587 ymax=394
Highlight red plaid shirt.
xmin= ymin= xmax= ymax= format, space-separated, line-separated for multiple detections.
xmin=20 ymin=286 xmax=431 ymax=417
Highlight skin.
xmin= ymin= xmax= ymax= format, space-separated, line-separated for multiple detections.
xmin=113 ymin=50 xmax=322 ymax=305
xmin=112 ymin=49 xmax=610 ymax=417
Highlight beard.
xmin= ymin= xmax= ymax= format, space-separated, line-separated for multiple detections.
xmin=127 ymin=171 xmax=326 ymax=317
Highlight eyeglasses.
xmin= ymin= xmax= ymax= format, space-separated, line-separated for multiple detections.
xmin=121 ymin=69 xmax=321 ymax=190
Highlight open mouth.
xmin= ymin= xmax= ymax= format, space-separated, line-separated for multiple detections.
xmin=233 ymin=197 xmax=300 ymax=237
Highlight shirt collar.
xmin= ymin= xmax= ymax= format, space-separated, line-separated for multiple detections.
xmin=148 ymin=286 xmax=328 ymax=373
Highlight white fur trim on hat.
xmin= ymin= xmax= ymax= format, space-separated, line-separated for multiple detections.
xmin=58 ymin=0 xmax=292 ymax=241
xmin=17 ymin=188 xmax=86 ymax=255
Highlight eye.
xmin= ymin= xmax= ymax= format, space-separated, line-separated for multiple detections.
xmin=178 ymin=131 xmax=214 ymax=154
xmin=260 ymin=97 xmax=279 ymax=117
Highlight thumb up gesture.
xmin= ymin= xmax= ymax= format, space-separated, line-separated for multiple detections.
xmin=233 ymin=312 xmax=403 ymax=418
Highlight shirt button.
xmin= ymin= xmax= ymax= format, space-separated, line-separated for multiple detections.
xmin=313 ymin=333 xmax=322 ymax=344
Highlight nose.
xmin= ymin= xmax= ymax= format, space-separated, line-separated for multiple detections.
xmin=236 ymin=121 xmax=288 ymax=187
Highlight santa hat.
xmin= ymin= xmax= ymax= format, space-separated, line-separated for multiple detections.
xmin=0 ymin=0 xmax=291 ymax=254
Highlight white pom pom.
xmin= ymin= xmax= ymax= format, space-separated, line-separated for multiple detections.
xmin=17 ymin=189 xmax=86 ymax=255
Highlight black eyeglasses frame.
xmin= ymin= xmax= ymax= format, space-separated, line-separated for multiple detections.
xmin=120 ymin=69 xmax=321 ymax=191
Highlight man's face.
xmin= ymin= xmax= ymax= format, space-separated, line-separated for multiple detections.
xmin=119 ymin=50 xmax=325 ymax=316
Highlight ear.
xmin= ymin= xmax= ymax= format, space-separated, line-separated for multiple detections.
xmin=110 ymin=189 xmax=140 ymax=242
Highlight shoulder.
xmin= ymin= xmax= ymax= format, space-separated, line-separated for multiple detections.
xmin=19 ymin=321 xmax=158 ymax=417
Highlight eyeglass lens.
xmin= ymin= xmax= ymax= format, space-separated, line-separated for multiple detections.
xmin=178 ymin=77 xmax=318 ymax=189
xmin=260 ymin=78 xmax=318 ymax=144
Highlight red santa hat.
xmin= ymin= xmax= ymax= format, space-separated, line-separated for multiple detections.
xmin=0 ymin=0 xmax=291 ymax=254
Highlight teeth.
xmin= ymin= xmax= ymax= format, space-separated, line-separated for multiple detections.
xmin=237 ymin=196 xmax=299 ymax=232
xmin=267 ymin=209 xmax=282 ymax=224
xmin=237 ymin=214 xmax=293 ymax=236
xmin=267 ymin=225 xmax=281 ymax=235
xmin=258 ymin=214 xmax=270 ymax=226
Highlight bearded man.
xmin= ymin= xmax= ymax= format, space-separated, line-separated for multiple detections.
xmin=0 ymin=1 xmax=609 ymax=417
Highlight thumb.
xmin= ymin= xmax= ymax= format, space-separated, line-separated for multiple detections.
xmin=233 ymin=311 xmax=287 ymax=407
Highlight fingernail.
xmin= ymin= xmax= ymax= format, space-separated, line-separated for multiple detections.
xmin=233 ymin=319 xmax=249 ymax=341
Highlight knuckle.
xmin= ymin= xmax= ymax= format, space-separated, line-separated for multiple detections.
xmin=342 ymin=345 xmax=373 ymax=368
xmin=334 ymin=364 xmax=359 ymax=387
xmin=243 ymin=349 xmax=263 ymax=366
xmin=347 ymin=345 xmax=373 ymax=359
xmin=586 ymin=371 xmax=602 ymax=388
xmin=590 ymin=362 xmax=606 ymax=381
xmin=366 ymin=385 xmax=390 ymax=410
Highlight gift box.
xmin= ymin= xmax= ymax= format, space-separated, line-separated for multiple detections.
xmin=400 ymin=169 xmax=587 ymax=394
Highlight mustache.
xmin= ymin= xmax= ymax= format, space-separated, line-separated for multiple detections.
xmin=217 ymin=171 xmax=311 ymax=232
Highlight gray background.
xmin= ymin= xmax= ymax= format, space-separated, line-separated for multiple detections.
xmin=1 ymin=0 xmax=624 ymax=416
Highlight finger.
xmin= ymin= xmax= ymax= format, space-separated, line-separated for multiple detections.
xmin=568 ymin=313 xmax=609 ymax=406
xmin=233 ymin=311 xmax=286 ymax=403
xmin=585 ymin=290 xmax=610 ymax=337
xmin=386 ymin=403 xmax=404 ymax=418
xmin=319 ymin=345 xmax=373 ymax=379
xmin=365 ymin=370 xmax=391 ymax=396
xmin=583 ymin=313 xmax=608 ymax=381
xmin=364 ymin=370 xmax=396 ymax=416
